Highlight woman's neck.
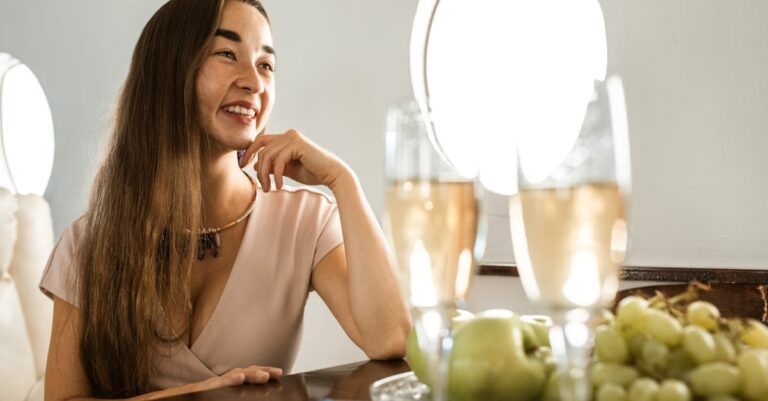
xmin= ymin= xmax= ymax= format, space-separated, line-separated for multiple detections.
xmin=200 ymin=151 xmax=254 ymax=229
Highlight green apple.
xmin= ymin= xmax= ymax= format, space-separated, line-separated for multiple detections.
xmin=406 ymin=309 xmax=474 ymax=386
xmin=452 ymin=309 xmax=476 ymax=331
xmin=407 ymin=310 xmax=547 ymax=401
xmin=448 ymin=315 xmax=547 ymax=401
xmin=406 ymin=329 xmax=428 ymax=385
xmin=541 ymin=371 xmax=561 ymax=401
xmin=520 ymin=315 xmax=552 ymax=350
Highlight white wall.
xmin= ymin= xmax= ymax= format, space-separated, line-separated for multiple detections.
xmin=1 ymin=0 xmax=766 ymax=373
xmin=601 ymin=0 xmax=768 ymax=269
xmin=1 ymin=0 xmax=168 ymax=235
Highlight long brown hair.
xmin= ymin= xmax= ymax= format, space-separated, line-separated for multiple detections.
xmin=76 ymin=0 xmax=268 ymax=396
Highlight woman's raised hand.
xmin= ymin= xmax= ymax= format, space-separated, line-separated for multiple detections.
xmin=239 ymin=129 xmax=351 ymax=192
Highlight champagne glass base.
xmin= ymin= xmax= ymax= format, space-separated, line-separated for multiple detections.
xmin=370 ymin=371 xmax=432 ymax=401
xmin=548 ymin=307 xmax=597 ymax=401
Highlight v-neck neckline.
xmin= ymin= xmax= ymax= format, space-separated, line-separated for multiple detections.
xmin=187 ymin=189 xmax=259 ymax=355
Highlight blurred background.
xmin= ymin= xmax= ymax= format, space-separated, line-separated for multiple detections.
xmin=1 ymin=0 xmax=766 ymax=371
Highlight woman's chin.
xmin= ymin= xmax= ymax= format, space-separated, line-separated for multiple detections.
xmin=209 ymin=135 xmax=255 ymax=152
xmin=237 ymin=131 xmax=259 ymax=147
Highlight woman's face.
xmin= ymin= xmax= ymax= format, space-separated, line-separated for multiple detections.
xmin=196 ymin=0 xmax=275 ymax=153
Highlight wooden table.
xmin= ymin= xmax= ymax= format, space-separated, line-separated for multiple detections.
xmin=160 ymin=359 xmax=411 ymax=401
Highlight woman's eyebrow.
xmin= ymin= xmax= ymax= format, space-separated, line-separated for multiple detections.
xmin=215 ymin=28 xmax=241 ymax=42
xmin=214 ymin=28 xmax=276 ymax=56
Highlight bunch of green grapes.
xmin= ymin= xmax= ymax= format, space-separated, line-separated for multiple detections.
xmin=586 ymin=294 xmax=768 ymax=401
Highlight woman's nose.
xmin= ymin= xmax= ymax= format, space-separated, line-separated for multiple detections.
xmin=236 ymin=64 xmax=264 ymax=94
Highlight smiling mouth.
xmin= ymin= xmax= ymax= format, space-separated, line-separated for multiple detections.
xmin=222 ymin=105 xmax=257 ymax=118
xmin=220 ymin=106 xmax=259 ymax=126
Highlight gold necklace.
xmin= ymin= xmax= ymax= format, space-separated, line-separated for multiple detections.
xmin=197 ymin=173 xmax=257 ymax=260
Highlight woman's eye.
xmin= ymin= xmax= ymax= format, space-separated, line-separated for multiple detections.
xmin=216 ymin=50 xmax=236 ymax=61
xmin=260 ymin=63 xmax=275 ymax=72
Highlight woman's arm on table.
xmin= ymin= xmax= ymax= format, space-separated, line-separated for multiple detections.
xmin=311 ymin=170 xmax=411 ymax=359
xmin=242 ymin=129 xmax=411 ymax=360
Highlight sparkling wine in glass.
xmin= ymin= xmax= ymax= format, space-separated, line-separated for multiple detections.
xmin=509 ymin=76 xmax=631 ymax=401
xmin=383 ymin=100 xmax=481 ymax=401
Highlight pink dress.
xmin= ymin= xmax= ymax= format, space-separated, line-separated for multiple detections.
xmin=39 ymin=185 xmax=344 ymax=389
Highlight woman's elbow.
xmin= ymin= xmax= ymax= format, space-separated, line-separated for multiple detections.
xmin=365 ymin=341 xmax=407 ymax=360
xmin=364 ymin=321 xmax=411 ymax=360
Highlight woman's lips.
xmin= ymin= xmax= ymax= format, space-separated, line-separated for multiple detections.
xmin=221 ymin=109 xmax=256 ymax=125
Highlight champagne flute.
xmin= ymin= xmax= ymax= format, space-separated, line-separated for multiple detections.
xmin=383 ymin=100 xmax=480 ymax=401
xmin=509 ymin=76 xmax=631 ymax=401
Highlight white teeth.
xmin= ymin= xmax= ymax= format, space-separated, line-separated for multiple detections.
xmin=223 ymin=105 xmax=256 ymax=117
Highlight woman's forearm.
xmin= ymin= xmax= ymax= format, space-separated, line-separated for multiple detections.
xmin=330 ymin=171 xmax=411 ymax=358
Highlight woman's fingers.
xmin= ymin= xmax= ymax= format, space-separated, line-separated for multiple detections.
xmin=272 ymin=153 xmax=294 ymax=191
xmin=271 ymin=160 xmax=285 ymax=191
xmin=238 ymin=365 xmax=283 ymax=384
xmin=242 ymin=369 xmax=270 ymax=384
xmin=245 ymin=129 xmax=335 ymax=189
xmin=239 ymin=132 xmax=272 ymax=168
xmin=215 ymin=371 xmax=245 ymax=388
xmin=213 ymin=366 xmax=279 ymax=386
xmin=263 ymin=366 xmax=284 ymax=378
xmin=255 ymin=142 xmax=291 ymax=192
xmin=256 ymin=148 xmax=273 ymax=191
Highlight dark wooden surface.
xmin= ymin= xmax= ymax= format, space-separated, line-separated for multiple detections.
xmin=615 ymin=283 xmax=768 ymax=323
xmin=482 ymin=264 xmax=768 ymax=323
xmin=479 ymin=264 xmax=768 ymax=285
xmin=159 ymin=360 xmax=411 ymax=401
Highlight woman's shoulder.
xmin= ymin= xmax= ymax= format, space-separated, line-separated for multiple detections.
xmin=54 ymin=215 xmax=88 ymax=247
xmin=255 ymin=184 xmax=340 ymax=237
xmin=48 ymin=215 xmax=89 ymax=274
xmin=39 ymin=215 xmax=88 ymax=306
xmin=255 ymin=184 xmax=343 ymax=269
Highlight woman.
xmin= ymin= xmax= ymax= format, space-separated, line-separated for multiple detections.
xmin=40 ymin=0 xmax=410 ymax=399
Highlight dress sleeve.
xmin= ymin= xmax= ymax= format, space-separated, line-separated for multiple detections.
xmin=38 ymin=222 xmax=81 ymax=308
xmin=311 ymin=202 xmax=344 ymax=270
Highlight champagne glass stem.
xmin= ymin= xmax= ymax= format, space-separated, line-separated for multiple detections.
xmin=548 ymin=308 xmax=595 ymax=401
xmin=412 ymin=305 xmax=454 ymax=401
